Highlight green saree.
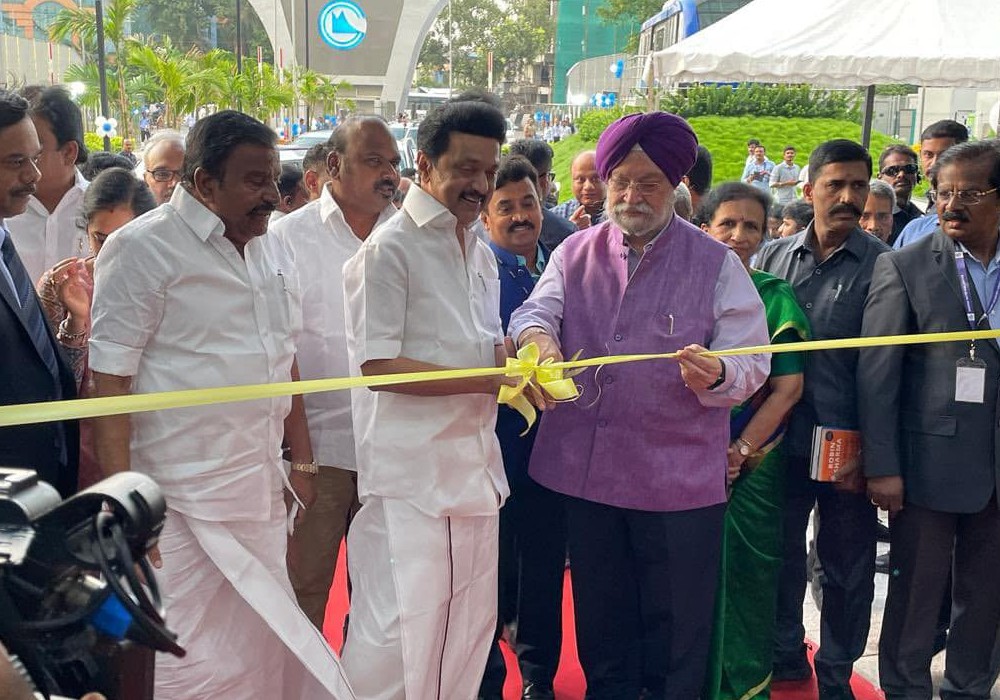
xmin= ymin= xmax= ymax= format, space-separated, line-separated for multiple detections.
xmin=703 ymin=269 xmax=811 ymax=700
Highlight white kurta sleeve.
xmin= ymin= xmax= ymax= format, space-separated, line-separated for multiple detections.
xmin=343 ymin=237 xmax=408 ymax=365
xmin=89 ymin=230 xmax=167 ymax=377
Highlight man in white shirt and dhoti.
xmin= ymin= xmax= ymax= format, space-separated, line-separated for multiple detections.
xmin=342 ymin=92 xmax=514 ymax=700
xmin=89 ymin=110 xmax=354 ymax=699
xmin=270 ymin=116 xmax=401 ymax=630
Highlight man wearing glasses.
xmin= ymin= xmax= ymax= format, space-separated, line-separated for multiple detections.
xmin=140 ymin=130 xmax=185 ymax=205
xmin=878 ymin=144 xmax=924 ymax=244
xmin=508 ymin=139 xmax=576 ymax=250
xmin=509 ymin=112 xmax=769 ymax=697
xmin=860 ymin=139 xmax=1000 ymax=699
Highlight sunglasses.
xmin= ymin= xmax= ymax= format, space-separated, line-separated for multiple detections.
xmin=881 ymin=163 xmax=918 ymax=178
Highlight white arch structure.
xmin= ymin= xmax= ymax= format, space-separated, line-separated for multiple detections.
xmin=246 ymin=0 xmax=449 ymax=113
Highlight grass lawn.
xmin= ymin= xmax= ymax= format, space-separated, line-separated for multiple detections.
xmin=550 ymin=115 xmax=902 ymax=203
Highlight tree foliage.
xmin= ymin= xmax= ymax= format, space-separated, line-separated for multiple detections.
xmin=50 ymin=0 xmax=348 ymax=134
xmin=136 ymin=0 xmax=274 ymax=62
xmin=48 ymin=0 xmax=140 ymax=137
xmin=595 ymin=0 xmax=661 ymax=52
xmin=660 ymin=84 xmax=861 ymax=121
xmin=416 ymin=0 xmax=554 ymax=90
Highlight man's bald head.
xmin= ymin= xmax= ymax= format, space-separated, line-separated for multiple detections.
xmin=327 ymin=115 xmax=401 ymax=222
xmin=571 ymin=150 xmax=597 ymax=172
xmin=142 ymin=130 xmax=185 ymax=204
xmin=570 ymin=150 xmax=605 ymax=214
xmin=328 ymin=116 xmax=393 ymax=161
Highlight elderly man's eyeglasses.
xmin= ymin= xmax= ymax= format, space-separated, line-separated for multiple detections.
xmin=608 ymin=177 xmax=664 ymax=196
xmin=928 ymin=188 xmax=998 ymax=206
xmin=149 ymin=168 xmax=182 ymax=183
xmin=880 ymin=164 xmax=919 ymax=178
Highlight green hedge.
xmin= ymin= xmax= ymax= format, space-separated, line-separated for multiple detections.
xmin=661 ymin=84 xmax=860 ymax=121
xmin=84 ymin=133 xmax=124 ymax=154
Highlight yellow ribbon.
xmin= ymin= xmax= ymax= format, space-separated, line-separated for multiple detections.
xmin=498 ymin=342 xmax=580 ymax=434
xmin=1 ymin=328 xmax=998 ymax=429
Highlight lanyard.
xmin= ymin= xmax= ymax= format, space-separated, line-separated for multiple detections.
xmin=955 ymin=251 xmax=1000 ymax=331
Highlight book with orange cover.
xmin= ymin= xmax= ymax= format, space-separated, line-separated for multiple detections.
xmin=810 ymin=426 xmax=862 ymax=482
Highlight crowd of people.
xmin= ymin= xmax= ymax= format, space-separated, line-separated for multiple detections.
xmin=1 ymin=80 xmax=999 ymax=700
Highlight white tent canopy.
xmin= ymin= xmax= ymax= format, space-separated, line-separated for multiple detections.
xmin=651 ymin=0 xmax=1000 ymax=89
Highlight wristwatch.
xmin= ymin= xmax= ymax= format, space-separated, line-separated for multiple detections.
xmin=706 ymin=359 xmax=727 ymax=390
xmin=735 ymin=437 xmax=755 ymax=457
xmin=290 ymin=460 xmax=319 ymax=475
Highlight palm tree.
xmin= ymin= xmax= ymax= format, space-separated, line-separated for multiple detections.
xmin=128 ymin=38 xmax=202 ymax=128
xmin=49 ymin=0 xmax=139 ymax=138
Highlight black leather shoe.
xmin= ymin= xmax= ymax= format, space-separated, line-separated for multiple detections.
xmin=522 ymin=681 xmax=555 ymax=699
xmin=772 ymin=652 xmax=812 ymax=682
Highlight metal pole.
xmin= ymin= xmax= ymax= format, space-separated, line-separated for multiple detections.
xmin=304 ymin=0 xmax=310 ymax=69
xmin=448 ymin=0 xmax=453 ymax=96
xmin=95 ymin=0 xmax=111 ymax=151
xmin=235 ymin=0 xmax=243 ymax=73
xmin=860 ymin=84 xmax=876 ymax=150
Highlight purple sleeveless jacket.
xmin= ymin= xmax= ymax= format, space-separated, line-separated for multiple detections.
xmin=528 ymin=217 xmax=731 ymax=512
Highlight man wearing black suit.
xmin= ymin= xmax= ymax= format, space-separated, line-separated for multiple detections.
xmin=860 ymin=139 xmax=1000 ymax=699
xmin=0 ymin=89 xmax=78 ymax=497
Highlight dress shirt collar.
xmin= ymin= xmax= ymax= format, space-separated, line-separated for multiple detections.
xmin=955 ymin=240 xmax=1000 ymax=271
xmin=794 ymin=222 xmax=867 ymax=260
xmin=169 ymin=185 xmax=225 ymax=242
xmin=490 ymin=240 xmax=546 ymax=272
xmin=26 ymin=168 xmax=88 ymax=216
xmin=402 ymin=184 xmax=462 ymax=231
xmin=318 ymin=183 xmax=396 ymax=237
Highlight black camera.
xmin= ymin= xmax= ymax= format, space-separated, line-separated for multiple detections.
xmin=0 ymin=468 xmax=185 ymax=698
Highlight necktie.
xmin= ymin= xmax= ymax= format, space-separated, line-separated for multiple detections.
xmin=1 ymin=232 xmax=62 ymax=384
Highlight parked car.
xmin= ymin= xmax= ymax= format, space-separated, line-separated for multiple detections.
xmin=278 ymin=137 xmax=415 ymax=173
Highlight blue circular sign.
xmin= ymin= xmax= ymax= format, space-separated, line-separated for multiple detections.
xmin=318 ymin=0 xmax=367 ymax=51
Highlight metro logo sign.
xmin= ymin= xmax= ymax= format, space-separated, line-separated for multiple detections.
xmin=318 ymin=0 xmax=367 ymax=51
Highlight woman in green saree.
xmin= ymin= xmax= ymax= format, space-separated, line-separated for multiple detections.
xmin=698 ymin=182 xmax=811 ymax=700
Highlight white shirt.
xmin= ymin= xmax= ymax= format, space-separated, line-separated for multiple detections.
xmin=343 ymin=185 xmax=507 ymax=518
xmin=89 ymin=186 xmax=302 ymax=522
xmin=6 ymin=169 xmax=89 ymax=282
xmin=268 ymin=185 xmax=396 ymax=471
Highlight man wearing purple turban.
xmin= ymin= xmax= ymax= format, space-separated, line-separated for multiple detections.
xmin=509 ymin=111 xmax=771 ymax=697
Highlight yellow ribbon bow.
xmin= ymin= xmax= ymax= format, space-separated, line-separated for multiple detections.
xmin=498 ymin=342 xmax=580 ymax=434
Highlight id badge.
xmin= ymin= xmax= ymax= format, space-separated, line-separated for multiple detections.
xmin=955 ymin=356 xmax=987 ymax=404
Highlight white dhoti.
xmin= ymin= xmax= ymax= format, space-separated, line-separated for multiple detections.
xmin=154 ymin=490 xmax=355 ymax=699
xmin=341 ymin=497 xmax=499 ymax=700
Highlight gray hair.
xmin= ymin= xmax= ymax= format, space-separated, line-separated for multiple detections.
xmin=868 ymin=178 xmax=896 ymax=210
xmin=673 ymin=181 xmax=693 ymax=221
xmin=139 ymin=129 xmax=186 ymax=172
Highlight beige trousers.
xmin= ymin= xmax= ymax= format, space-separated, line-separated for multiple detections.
xmin=288 ymin=466 xmax=361 ymax=629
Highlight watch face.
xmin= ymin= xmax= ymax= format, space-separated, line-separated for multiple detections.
xmin=739 ymin=445 xmax=751 ymax=456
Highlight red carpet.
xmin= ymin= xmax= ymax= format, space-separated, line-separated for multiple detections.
xmin=322 ymin=546 xmax=883 ymax=699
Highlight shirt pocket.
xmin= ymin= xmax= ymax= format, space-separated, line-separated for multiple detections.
xmin=272 ymin=271 xmax=304 ymax=343
xmin=478 ymin=272 xmax=502 ymax=343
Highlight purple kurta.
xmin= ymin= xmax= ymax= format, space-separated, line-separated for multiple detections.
xmin=528 ymin=219 xmax=733 ymax=512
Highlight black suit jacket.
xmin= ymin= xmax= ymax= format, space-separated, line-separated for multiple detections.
xmin=539 ymin=208 xmax=578 ymax=251
xmin=0 ymin=251 xmax=79 ymax=497
xmin=859 ymin=230 xmax=1000 ymax=513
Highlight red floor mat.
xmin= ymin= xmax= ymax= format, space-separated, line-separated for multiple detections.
xmin=322 ymin=546 xmax=883 ymax=699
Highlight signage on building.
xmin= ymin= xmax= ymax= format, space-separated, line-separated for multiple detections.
xmin=318 ymin=0 xmax=367 ymax=51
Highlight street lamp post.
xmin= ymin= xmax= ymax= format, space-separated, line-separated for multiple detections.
xmin=235 ymin=0 xmax=243 ymax=73
xmin=95 ymin=0 xmax=111 ymax=151
xmin=448 ymin=0 xmax=453 ymax=97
